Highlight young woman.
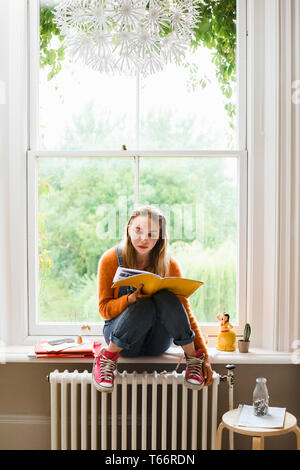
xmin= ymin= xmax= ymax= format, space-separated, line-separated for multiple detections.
xmin=93 ymin=205 xmax=213 ymax=392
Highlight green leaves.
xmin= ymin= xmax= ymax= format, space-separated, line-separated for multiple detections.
xmin=197 ymin=18 xmax=211 ymax=35
xmin=40 ymin=7 xmax=65 ymax=81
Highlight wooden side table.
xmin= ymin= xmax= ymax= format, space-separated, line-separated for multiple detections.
xmin=216 ymin=408 xmax=300 ymax=450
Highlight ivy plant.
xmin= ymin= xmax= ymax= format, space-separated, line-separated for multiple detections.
xmin=40 ymin=3 xmax=65 ymax=80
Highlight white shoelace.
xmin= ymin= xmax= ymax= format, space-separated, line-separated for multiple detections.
xmin=185 ymin=354 xmax=204 ymax=378
xmin=97 ymin=355 xmax=117 ymax=381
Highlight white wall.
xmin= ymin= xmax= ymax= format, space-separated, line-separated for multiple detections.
xmin=0 ymin=0 xmax=11 ymax=348
xmin=0 ymin=0 xmax=28 ymax=346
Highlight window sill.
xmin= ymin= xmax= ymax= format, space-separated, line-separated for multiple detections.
xmin=2 ymin=343 xmax=294 ymax=365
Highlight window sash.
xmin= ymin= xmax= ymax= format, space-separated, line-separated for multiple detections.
xmin=29 ymin=0 xmax=247 ymax=152
xmin=28 ymin=149 xmax=248 ymax=337
xmin=27 ymin=0 xmax=248 ymax=338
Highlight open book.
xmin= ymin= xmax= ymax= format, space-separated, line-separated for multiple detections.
xmin=112 ymin=266 xmax=203 ymax=298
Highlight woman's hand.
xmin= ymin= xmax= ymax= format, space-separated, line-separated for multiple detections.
xmin=127 ymin=284 xmax=152 ymax=305
xmin=203 ymin=359 xmax=214 ymax=386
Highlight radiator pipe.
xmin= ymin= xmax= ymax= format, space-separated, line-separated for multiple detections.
xmin=220 ymin=364 xmax=236 ymax=450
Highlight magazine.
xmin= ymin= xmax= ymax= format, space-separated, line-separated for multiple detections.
xmin=112 ymin=267 xmax=203 ymax=298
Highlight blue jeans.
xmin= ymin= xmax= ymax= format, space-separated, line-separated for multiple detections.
xmin=103 ymin=290 xmax=195 ymax=357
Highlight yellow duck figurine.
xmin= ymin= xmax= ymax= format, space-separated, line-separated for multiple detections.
xmin=216 ymin=312 xmax=236 ymax=351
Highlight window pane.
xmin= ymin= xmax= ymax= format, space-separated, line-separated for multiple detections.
xmin=139 ymin=157 xmax=238 ymax=323
xmin=39 ymin=3 xmax=136 ymax=151
xmin=38 ymin=157 xmax=134 ymax=322
xmin=39 ymin=62 xmax=137 ymax=151
xmin=140 ymin=47 xmax=238 ymax=151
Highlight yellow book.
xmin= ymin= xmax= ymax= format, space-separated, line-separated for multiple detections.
xmin=112 ymin=267 xmax=203 ymax=298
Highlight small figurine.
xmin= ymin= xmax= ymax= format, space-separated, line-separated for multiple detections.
xmin=216 ymin=312 xmax=236 ymax=351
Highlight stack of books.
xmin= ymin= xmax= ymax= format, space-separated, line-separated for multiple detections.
xmin=32 ymin=340 xmax=101 ymax=359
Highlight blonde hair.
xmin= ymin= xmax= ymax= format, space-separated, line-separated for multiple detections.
xmin=121 ymin=205 xmax=170 ymax=277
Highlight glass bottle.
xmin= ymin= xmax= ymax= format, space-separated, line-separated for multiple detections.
xmin=253 ymin=377 xmax=269 ymax=416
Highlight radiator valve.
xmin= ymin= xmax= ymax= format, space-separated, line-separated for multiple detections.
xmin=220 ymin=364 xmax=236 ymax=387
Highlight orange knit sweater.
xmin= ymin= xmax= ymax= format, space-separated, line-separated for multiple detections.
xmin=98 ymin=247 xmax=207 ymax=356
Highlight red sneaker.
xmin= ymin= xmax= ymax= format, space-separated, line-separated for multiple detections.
xmin=184 ymin=349 xmax=205 ymax=389
xmin=92 ymin=348 xmax=120 ymax=392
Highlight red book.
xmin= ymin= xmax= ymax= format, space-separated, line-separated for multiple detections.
xmin=34 ymin=340 xmax=101 ymax=358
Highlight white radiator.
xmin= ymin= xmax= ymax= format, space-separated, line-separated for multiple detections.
xmin=49 ymin=369 xmax=221 ymax=451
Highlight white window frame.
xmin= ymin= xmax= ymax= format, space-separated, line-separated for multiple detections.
xmin=26 ymin=0 xmax=248 ymax=338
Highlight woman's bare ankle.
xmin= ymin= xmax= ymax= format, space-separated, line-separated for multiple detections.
xmin=107 ymin=342 xmax=122 ymax=354
xmin=181 ymin=343 xmax=196 ymax=357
